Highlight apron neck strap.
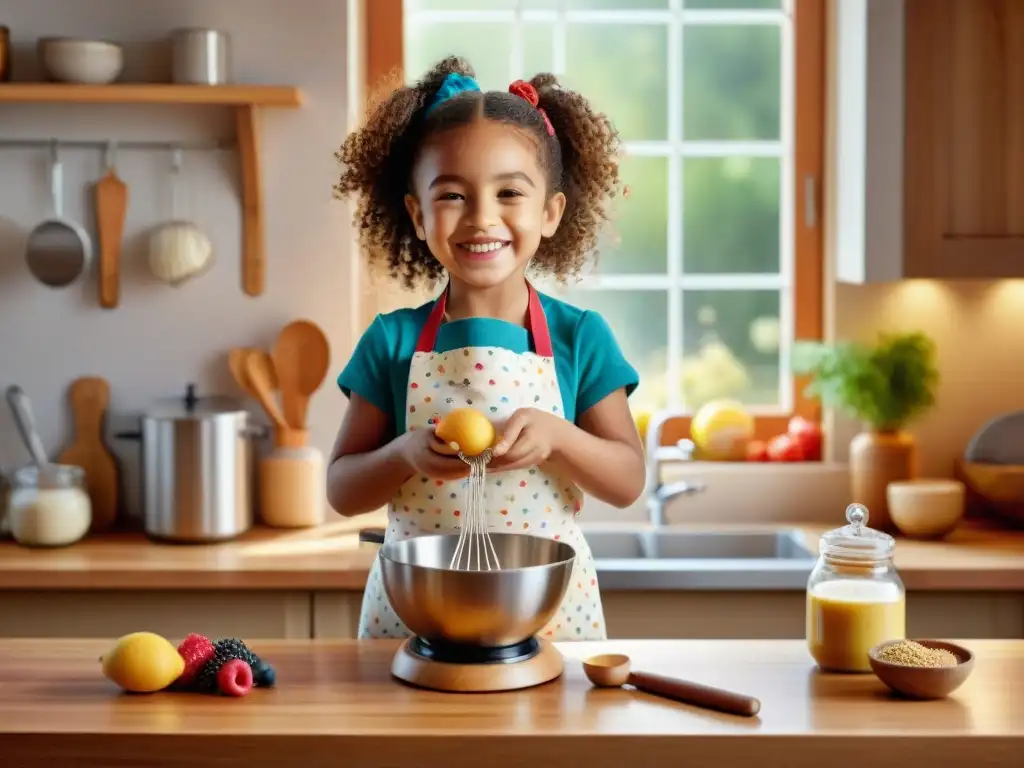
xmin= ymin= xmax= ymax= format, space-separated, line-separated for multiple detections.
xmin=415 ymin=282 xmax=553 ymax=357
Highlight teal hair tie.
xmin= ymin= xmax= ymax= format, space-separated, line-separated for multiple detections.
xmin=426 ymin=72 xmax=480 ymax=114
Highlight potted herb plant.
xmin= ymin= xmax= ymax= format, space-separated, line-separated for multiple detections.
xmin=792 ymin=332 xmax=940 ymax=532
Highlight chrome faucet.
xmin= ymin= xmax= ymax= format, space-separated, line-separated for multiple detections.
xmin=647 ymin=479 xmax=706 ymax=528
xmin=643 ymin=410 xmax=707 ymax=527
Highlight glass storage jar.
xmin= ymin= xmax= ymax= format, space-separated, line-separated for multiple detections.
xmin=806 ymin=503 xmax=905 ymax=672
xmin=8 ymin=464 xmax=92 ymax=547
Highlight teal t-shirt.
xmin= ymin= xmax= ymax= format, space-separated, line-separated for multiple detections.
xmin=337 ymin=290 xmax=639 ymax=433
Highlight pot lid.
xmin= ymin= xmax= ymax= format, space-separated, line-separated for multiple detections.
xmin=146 ymin=383 xmax=245 ymax=420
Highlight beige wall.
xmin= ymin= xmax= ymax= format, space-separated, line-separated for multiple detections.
xmin=0 ymin=0 xmax=357 ymax=523
xmin=831 ymin=279 xmax=1024 ymax=477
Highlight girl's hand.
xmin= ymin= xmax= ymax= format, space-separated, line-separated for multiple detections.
xmin=397 ymin=427 xmax=471 ymax=481
xmin=490 ymin=408 xmax=568 ymax=472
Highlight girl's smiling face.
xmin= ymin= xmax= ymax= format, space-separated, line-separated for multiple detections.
xmin=405 ymin=119 xmax=566 ymax=289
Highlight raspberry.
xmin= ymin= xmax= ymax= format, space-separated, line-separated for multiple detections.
xmin=175 ymin=633 xmax=215 ymax=689
xmin=216 ymin=658 xmax=253 ymax=697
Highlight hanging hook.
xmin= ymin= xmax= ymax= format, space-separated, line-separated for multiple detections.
xmin=103 ymin=141 xmax=117 ymax=172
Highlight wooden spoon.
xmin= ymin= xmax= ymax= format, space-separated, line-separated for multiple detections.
xmin=582 ymin=654 xmax=761 ymax=718
xmin=56 ymin=377 xmax=119 ymax=532
xmin=244 ymin=349 xmax=287 ymax=429
xmin=228 ymin=347 xmax=260 ymax=400
xmin=94 ymin=155 xmax=128 ymax=309
xmin=272 ymin=319 xmax=331 ymax=429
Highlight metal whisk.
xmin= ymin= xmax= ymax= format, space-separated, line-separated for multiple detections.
xmin=448 ymin=448 xmax=502 ymax=572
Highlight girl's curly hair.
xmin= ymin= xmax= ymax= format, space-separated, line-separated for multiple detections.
xmin=334 ymin=56 xmax=623 ymax=290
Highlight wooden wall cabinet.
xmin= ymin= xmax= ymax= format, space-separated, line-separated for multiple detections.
xmin=831 ymin=0 xmax=1024 ymax=283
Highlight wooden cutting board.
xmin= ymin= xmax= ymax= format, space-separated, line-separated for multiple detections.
xmin=57 ymin=377 xmax=119 ymax=532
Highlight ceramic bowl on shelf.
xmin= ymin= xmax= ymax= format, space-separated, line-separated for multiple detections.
xmin=38 ymin=37 xmax=123 ymax=84
xmin=886 ymin=479 xmax=965 ymax=539
xmin=868 ymin=639 xmax=974 ymax=700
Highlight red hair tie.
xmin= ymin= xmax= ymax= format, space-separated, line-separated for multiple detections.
xmin=509 ymin=79 xmax=555 ymax=137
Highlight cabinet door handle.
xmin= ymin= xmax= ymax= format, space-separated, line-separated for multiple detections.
xmin=804 ymin=175 xmax=817 ymax=229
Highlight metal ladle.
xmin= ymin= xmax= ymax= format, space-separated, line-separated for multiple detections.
xmin=582 ymin=653 xmax=761 ymax=718
xmin=5 ymin=385 xmax=50 ymax=470
xmin=25 ymin=141 xmax=92 ymax=288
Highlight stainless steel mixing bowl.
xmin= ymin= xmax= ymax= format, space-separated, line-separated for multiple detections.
xmin=379 ymin=533 xmax=576 ymax=648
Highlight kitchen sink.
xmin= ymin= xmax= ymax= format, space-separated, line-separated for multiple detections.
xmin=582 ymin=528 xmax=818 ymax=591
xmin=586 ymin=529 xmax=815 ymax=561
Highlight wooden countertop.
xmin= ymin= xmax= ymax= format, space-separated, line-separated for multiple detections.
xmin=1 ymin=515 xmax=1022 ymax=591
xmin=0 ymin=638 xmax=1020 ymax=767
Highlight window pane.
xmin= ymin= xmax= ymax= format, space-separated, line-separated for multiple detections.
xmin=406 ymin=23 xmax=512 ymax=90
xmin=682 ymin=24 xmax=781 ymax=140
xmin=681 ymin=289 xmax=781 ymax=409
xmin=552 ymin=289 xmax=669 ymax=412
xmin=407 ymin=0 xmax=517 ymax=9
xmin=685 ymin=0 xmax=782 ymax=9
xmin=682 ymin=157 xmax=779 ymax=274
xmin=596 ymin=155 xmax=668 ymax=274
xmin=522 ymin=23 xmax=554 ymax=76
xmin=522 ymin=1 xmax=669 ymax=7
xmin=565 ymin=24 xmax=669 ymax=142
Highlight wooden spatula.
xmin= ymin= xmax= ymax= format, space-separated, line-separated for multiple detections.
xmin=94 ymin=162 xmax=128 ymax=309
xmin=57 ymin=377 xmax=119 ymax=532
xmin=272 ymin=320 xmax=331 ymax=429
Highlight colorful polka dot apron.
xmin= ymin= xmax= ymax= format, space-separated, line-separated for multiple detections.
xmin=357 ymin=283 xmax=607 ymax=642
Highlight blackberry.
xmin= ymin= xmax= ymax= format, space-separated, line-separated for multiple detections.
xmin=195 ymin=638 xmax=276 ymax=692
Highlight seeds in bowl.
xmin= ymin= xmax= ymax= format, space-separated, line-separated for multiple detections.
xmin=878 ymin=640 xmax=958 ymax=668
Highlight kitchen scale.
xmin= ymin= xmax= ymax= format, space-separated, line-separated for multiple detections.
xmin=391 ymin=635 xmax=564 ymax=693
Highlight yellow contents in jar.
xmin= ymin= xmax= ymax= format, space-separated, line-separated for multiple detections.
xmin=807 ymin=579 xmax=905 ymax=673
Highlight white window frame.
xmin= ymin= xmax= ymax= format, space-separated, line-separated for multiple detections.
xmin=405 ymin=0 xmax=797 ymax=416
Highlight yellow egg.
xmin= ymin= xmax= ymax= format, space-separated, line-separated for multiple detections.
xmin=690 ymin=399 xmax=754 ymax=461
xmin=435 ymin=408 xmax=496 ymax=457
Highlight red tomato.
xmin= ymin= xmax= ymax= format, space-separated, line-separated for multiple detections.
xmin=767 ymin=433 xmax=805 ymax=462
xmin=787 ymin=416 xmax=822 ymax=461
xmin=746 ymin=440 xmax=769 ymax=462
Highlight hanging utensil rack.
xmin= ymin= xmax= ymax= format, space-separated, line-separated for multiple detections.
xmin=0 ymin=82 xmax=305 ymax=297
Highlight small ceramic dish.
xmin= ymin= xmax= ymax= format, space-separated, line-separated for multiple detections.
xmin=868 ymin=639 xmax=974 ymax=699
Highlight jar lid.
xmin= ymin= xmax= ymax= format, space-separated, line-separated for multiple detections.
xmin=819 ymin=503 xmax=895 ymax=561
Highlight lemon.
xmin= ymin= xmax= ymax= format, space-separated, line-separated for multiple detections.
xmin=690 ymin=399 xmax=754 ymax=461
xmin=634 ymin=411 xmax=652 ymax=444
xmin=435 ymin=408 xmax=496 ymax=457
xmin=100 ymin=631 xmax=185 ymax=693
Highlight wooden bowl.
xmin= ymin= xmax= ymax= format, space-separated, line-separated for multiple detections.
xmin=887 ymin=479 xmax=965 ymax=538
xmin=955 ymin=460 xmax=1024 ymax=526
xmin=868 ymin=639 xmax=974 ymax=699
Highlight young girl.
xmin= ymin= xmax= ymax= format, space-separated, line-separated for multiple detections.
xmin=330 ymin=56 xmax=646 ymax=642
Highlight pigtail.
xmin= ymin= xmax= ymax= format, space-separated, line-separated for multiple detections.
xmin=529 ymin=73 xmax=624 ymax=280
xmin=335 ymin=57 xmax=476 ymax=288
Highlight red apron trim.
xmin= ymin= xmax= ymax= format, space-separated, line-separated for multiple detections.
xmin=414 ymin=283 xmax=553 ymax=357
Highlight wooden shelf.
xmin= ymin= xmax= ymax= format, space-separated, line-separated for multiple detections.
xmin=0 ymin=82 xmax=305 ymax=297
xmin=0 ymin=83 xmax=303 ymax=107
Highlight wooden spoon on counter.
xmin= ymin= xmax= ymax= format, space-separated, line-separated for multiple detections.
xmin=94 ymin=151 xmax=128 ymax=309
xmin=583 ymin=654 xmax=761 ymax=718
xmin=272 ymin=319 xmax=331 ymax=430
xmin=56 ymin=377 xmax=119 ymax=532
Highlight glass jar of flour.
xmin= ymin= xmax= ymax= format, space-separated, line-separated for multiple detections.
xmin=8 ymin=464 xmax=92 ymax=547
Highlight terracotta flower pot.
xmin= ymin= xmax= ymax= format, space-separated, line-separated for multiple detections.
xmin=849 ymin=429 xmax=917 ymax=533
